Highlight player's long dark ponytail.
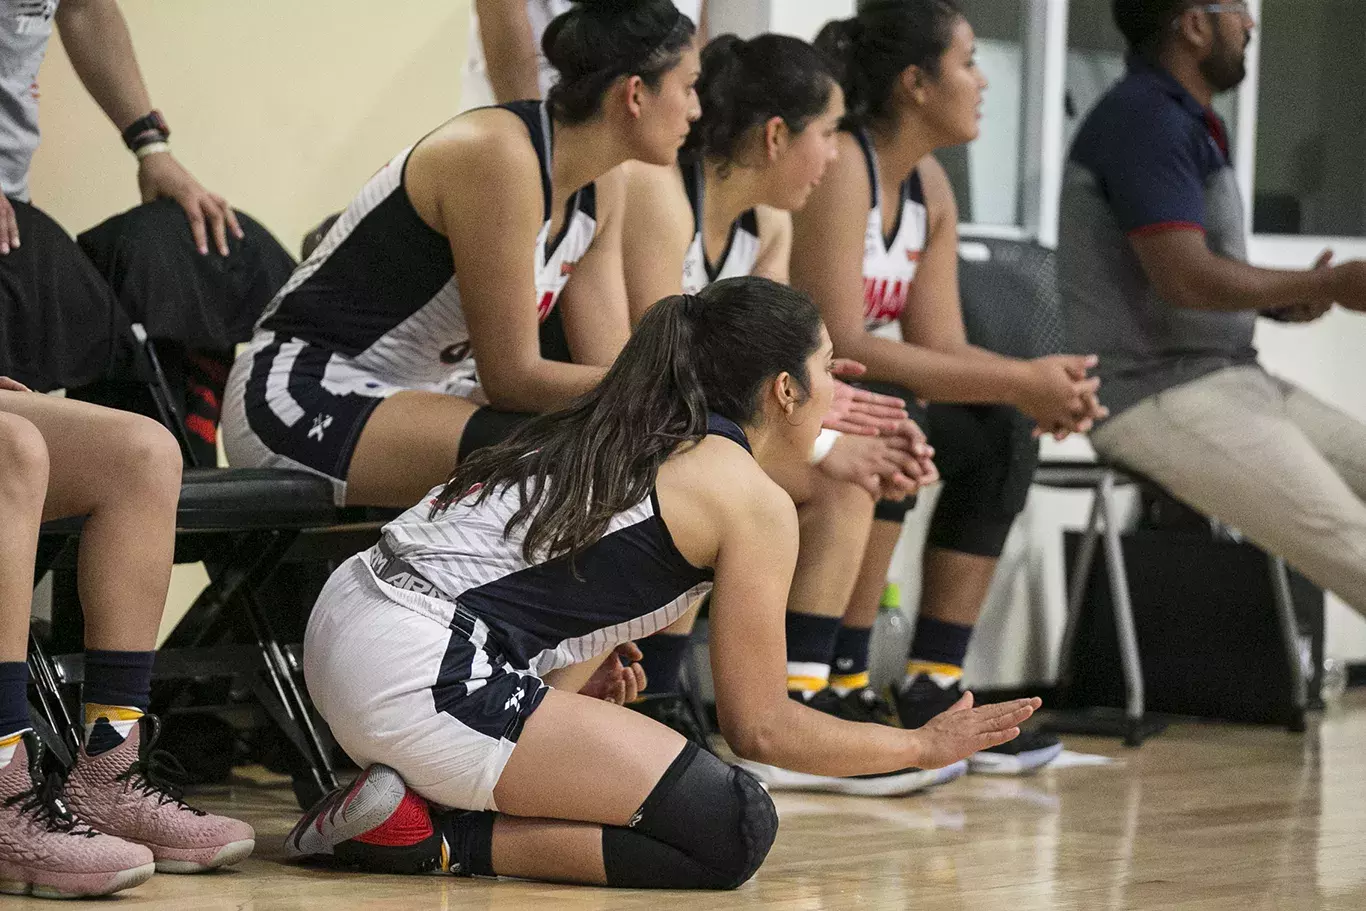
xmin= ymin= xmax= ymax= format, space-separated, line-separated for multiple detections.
xmin=431 ymin=276 xmax=823 ymax=567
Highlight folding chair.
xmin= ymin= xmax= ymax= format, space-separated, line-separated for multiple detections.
xmin=1031 ymin=460 xmax=1308 ymax=744
xmin=958 ymin=236 xmax=1307 ymax=745
xmin=26 ymin=324 xmax=389 ymax=806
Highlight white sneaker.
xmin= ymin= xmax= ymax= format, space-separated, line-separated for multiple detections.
xmin=736 ymin=759 xmax=967 ymax=797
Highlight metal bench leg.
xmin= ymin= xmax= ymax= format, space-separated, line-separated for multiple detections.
xmin=1267 ymin=555 xmax=1308 ymax=732
xmin=1096 ymin=471 xmax=1148 ymax=746
xmin=1057 ymin=490 xmax=1104 ymax=690
xmin=239 ymin=587 xmax=339 ymax=804
xmin=27 ymin=630 xmax=79 ymax=761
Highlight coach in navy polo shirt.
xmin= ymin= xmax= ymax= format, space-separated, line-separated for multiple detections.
xmin=1057 ymin=0 xmax=1366 ymax=614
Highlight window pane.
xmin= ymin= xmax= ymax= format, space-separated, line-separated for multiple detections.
xmin=940 ymin=0 xmax=1028 ymax=228
xmin=1254 ymin=0 xmax=1366 ymax=236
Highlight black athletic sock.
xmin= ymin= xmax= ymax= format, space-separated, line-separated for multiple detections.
xmin=441 ymin=810 xmax=497 ymax=877
xmin=0 ymin=662 xmax=29 ymax=743
xmin=904 ymin=616 xmax=973 ymax=684
xmin=784 ymin=613 xmax=841 ymax=695
xmin=83 ymin=649 xmax=154 ymax=712
xmin=830 ymin=624 xmax=873 ymax=693
xmin=83 ymin=649 xmax=155 ymax=756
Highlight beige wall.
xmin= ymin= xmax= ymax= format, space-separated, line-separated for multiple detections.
xmin=29 ymin=1 xmax=471 ymax=251
xmin=26 ymin=2 xmax=472 ymax=641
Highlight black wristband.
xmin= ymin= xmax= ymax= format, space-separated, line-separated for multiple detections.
xmin=121 ymin=110 xmax=170 ymax=151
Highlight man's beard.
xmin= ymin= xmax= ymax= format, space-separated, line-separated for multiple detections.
xmin=1200 ymin=31 xmax=1248 ymax=92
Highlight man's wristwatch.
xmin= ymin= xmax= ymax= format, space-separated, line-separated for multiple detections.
xmin=121 ymin=110 xmax=170 ymax=153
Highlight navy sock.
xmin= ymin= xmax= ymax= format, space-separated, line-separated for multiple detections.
xmin=83 ymin=649 xmax=154 ymax=712
xmin=825 ymin=628 xmax=868 ymax=682
xmin=0 ymin=662 xmax=29 ymax=741
xmin=785 ymin=613 xmax=841 ymax=693
xmin=907 ymin=616 xmax=973 ymax=671
xmin=442 ymin=810 xmax=497 ymax=876
xmin=636 ymin=633 xmax=692 ymax=696
xmin=785 ymin=613 xmax=841 ymax=666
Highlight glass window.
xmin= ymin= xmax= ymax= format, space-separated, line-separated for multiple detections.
xmin=1253 ymin=0 xmax=1366 ymax=236
xmin=940 ymin=0 xmax=1030 ymax=228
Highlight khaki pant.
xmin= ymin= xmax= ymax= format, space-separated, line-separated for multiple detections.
xmin=1092 ymin=365 xmax=1366 ymax=613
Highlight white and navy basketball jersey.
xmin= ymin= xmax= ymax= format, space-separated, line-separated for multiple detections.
xmin=256 ymin=101 xmax=597 ymax=391
xmin=373 ymin=414 xmax=750 ymax=676
xmin=855 ymin=129 xmax=929 ymax=332
xmin=679 ymin=158 xmax=760 ymax=295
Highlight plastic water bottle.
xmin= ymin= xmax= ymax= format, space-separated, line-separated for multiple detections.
xmin=1321 ymin=658 xmax=1348 ymax=707
xmin=870 ymin=583 xmax=913 ymax=691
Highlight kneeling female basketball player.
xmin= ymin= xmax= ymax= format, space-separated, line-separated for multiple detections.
xmin=287 ymin=277 xmax=1038 ymax=889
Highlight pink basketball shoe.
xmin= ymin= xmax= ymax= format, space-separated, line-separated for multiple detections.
xmin=63 ymin=715 xmax=255 ymax=873
xmin=0 ymin=732 xmax=155 ymax=898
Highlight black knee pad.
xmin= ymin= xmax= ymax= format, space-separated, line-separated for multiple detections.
xmin=602 ymin=742 xmax=778 ymax=890
xmin=457 ymin=406 xmax=534 ymax=462
xmin=923 ymin=404 xmax=1039 ymax=558
xmin=854 ymin=381 xmax=926 ymax=525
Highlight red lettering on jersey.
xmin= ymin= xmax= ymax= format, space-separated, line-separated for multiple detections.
xmin=537 ymin=290 xmax=555 ymax=322
xmin=862 ymin=276 xmax=911 ymax=325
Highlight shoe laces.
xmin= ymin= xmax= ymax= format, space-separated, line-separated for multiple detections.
xmin=4 ymin=741 xmax=98 ymax=838
xmin=112 ymin=717 xmax=206 ymax=816
xmin=842 ymin=687 xmax=893 ymax=724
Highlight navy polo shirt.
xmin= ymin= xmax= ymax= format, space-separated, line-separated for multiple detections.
xmin=1056 ymin=57 xmax=1259 ymax=422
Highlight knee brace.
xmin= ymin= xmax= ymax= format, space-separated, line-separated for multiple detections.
xmin=602 ymin=742 xmax=778 ymax=890
xmin=924 ymin=406 xmax=1038 ymax=557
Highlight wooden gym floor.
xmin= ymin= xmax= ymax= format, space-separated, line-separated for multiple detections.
xmin=15 ymin=694 xmax=1366 ymax=910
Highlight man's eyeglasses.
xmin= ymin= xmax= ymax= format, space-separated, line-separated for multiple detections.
xmin=1176 ymin=2 xmax=1252 ymax=23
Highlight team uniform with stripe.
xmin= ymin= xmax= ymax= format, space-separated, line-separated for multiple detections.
xmin=853 ymin=129 xmax=928 ymax=333
xmin=850 ymin=129 xmax=1040 ymax=557
xmin=221 ymin=101 xmax=597 ymax=504
xmin=678 ymin=158 xmax=760 ymax=294
xmin=301 ymin=414 xmax=749 ymax=812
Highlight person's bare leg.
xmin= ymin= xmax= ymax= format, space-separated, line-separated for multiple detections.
xmin=0 ymin=410 xmax=48 ymax=662
xmin=773 ymin=473 xmax=877 ymax=696
xmin=485 ymin=689 xmax=690 ymax=884
xmin=919 ymin=548 xmax=997 ymax=628
xmin=842 ymin=519 xmax=901 ymax=631
xmin=0 ymin=392 xmax=180 ymax=651
xmin=787 ymin=473 xmax=877 ymax=621
xmin=344 ymin=390 xmax=483 ymax=507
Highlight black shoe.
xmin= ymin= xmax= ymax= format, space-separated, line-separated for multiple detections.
xmin=797 ymin=686 xmax=895 ymax=726
xmin=627 ymin=694 xmax=713 ymax=751
xmin=895 ymin=675 xmax=1062 ymax=775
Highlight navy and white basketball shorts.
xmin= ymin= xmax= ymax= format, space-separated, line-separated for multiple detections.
xmin=223 ymin=332 xmax=480 ymax=505
xmin=304 ymin=552 xmax=549 ymax=811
